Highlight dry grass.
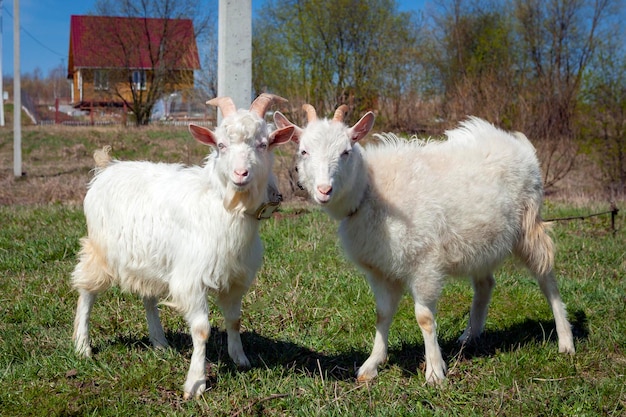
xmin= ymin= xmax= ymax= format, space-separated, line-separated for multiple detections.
xmin=0 ymin=124 xmax=622 ymax=207
xmin=543 ymin=151 xmax=618 ymax=207
xmin=0 ymin=125 xmax=212 ymax=205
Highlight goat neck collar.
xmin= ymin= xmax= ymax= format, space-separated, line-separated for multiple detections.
xmin=344 ymin=149 xmax=369 ymax=219
xmin=246 ymin=200 xmax=281 ymax=220
xmin=345 ymin=182 xmax=369 ymax=219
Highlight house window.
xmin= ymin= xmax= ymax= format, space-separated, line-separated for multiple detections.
xmin=94 ymin=70 xmax=109 ymax=90
xmin=132 ymin=70 xmax=147 ymax=91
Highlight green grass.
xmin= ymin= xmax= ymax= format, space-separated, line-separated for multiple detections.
xmin=1 ymin=204 xmax=624 ymax=416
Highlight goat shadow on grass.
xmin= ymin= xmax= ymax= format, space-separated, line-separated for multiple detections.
xmin=96 ymin=309 xmax=587 ymax=383
xmin=97 ymin=327 xmax=364 ymax=382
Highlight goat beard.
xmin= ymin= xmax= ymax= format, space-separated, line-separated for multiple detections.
xmin=223 ymin=181 xmax=265 ymax=215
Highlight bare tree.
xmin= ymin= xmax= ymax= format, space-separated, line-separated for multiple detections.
xmin=194 ymin=24 xmax=218 ymax=101
xmin=17 ymin=66 xmax=70 ymax=109
xmin=427 ymin=1 xmax=518 ymax=123
xmin=422 ymin=0 xmax=615 ymax=189
xmin=253 ymin=0 xmax=421 ymax=123
xmin=512 ymin=0 xmax=613 ymax=189
xmin=581 ymin=34 xmax=626 ymax=197
xmin=48 ymin=64 xmax=72 ymax=101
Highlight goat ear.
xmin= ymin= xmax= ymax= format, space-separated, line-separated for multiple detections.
xmin=348 ymin=111 xmax=375 ymax=143
xmin=189 ymin=124 xmax=218 ymax=147
xmin=273 ymin=111 xmax=302 ymax=143
xmin=269 ymin=125 xmax=295 ymax=149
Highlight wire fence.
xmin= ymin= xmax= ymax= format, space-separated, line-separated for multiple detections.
xmin=545 ymin=204 xmax=620 ymax=236
xmin=37 ymin=119 xmax=214 ymax=128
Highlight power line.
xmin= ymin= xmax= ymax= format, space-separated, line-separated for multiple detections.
xmin=2 ymin=5 xmax=64 ymax=57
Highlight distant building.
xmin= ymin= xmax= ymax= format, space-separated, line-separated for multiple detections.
xmin=67 ymin=15 xmax=200 ymax=110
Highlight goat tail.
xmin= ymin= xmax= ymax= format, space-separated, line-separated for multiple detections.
xmin=93 ymin=145 xmax=113 ymax=169
xmin=516 ymin=200 xmax=555 ymax=277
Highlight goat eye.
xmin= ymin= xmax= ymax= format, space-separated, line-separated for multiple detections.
xmin=258 ymin=142 xmax=268 ymax=150
xmin=300 ymin=149 xmax=308 ymax=156
xmin=217 ymin=143 xmax=226 ymax=150
xmin=341 ymin=149 xmax=351 ymax=158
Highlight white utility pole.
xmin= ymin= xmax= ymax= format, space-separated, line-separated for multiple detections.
xmin=217 ymin=0 xmax=251 ymax=121
xmin=13 ymin=0 xmax=21 ymax=177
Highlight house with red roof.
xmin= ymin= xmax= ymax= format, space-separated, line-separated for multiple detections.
xmin=68 ymin=15 xmax=200 ymax=111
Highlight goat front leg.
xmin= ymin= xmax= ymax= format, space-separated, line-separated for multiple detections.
xmin=357 ymin=275 xmax=403 ymax=382
xmin=216 ymin=283 xmax=251 ymax=368
xmin=413 ymin=299 xmax=446 ymax=384
xmin=182 ymin=301 xmax=210 ymax=399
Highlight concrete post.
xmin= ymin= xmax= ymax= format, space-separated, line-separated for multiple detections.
xmin=217 ymin=0 xmax=252 ymax=121
xmin=0 ymin=0 xmax=5 ymax=127
xmin=13 ymin=0 xmax=21 ymax=177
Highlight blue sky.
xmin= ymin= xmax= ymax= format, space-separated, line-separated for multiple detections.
xmin=0 ymin=0 xmax=425 ymax=77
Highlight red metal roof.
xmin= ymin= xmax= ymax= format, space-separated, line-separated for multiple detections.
xmin=69 ymin=15 xmax=200 ymax=72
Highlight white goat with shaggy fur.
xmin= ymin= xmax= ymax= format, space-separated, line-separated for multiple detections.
xmin=274 ymin=105 xmax=575 ymax=384
xmin=71 ymin=94 xmax=294 ymax=399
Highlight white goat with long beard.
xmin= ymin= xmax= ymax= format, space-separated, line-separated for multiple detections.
xmin=274 ymin=105 xmax=575 ymax=384
xmin=71 ymin=94 xmax=294 ymax=399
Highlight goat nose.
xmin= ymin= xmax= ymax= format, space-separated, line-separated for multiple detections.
xmin=317 ymin=185 xmax=332 ymax=195
xmin=234 ymin=169 xmax=249 ymax=178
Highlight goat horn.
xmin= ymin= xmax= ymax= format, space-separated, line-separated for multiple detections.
xmin=302 ymin=104 xmax=318 ymax=123
xmin=333 ymin=105 xmax=349 ymax=122
xmin=207 ymin=96 xmax=237 ymax=118
xmin=250 ymin=93 xmax=287 ymax=118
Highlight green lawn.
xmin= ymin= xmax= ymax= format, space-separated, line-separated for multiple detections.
xmin=0 ymin=203 xmax=624 ymax=416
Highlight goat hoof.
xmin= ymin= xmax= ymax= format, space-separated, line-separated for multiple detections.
xmin=356 ymin=368 xmax=378 ymax=383
xmin=183 ymin=380 xmax=206 ymax=400
xmin=231 ymin=352 xmax=251 ymax=369
xmin=152 ymin=340 xmax=170 ymax=350
xmin=75 ymin=346 xmax=92 ymax=358
xmin=457 ymin=334 xmax=479 ymax=346
xmin=236 ymin=358 xmax=251 ymax=369
xmin=425 ymin=368 xmax=447 ymax=385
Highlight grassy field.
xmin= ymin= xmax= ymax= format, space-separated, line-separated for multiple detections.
xmin=1 ymin=203 xmax=624 ymax=416
xmin=1 ymin=126 xmax=625 ymax=415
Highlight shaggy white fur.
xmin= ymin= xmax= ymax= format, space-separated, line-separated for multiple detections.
xmin=274 ymin=108 xmax=575 ymax=384
xmin=71 ymin=94 xmax=293 ymax=399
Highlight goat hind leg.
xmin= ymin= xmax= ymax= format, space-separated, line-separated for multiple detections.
xmin=516 ymin=225 xmax=575 ymax=354
xmin=71 ymin=238 xmax=112 ymax=357
xmin=143 ymin=296 xmax=169 ymax=350
xmin=536 ymin=270 xmax=575 ymax=354
xmin=216 ymin=283 xmax=251 ymax=368
xmin=73 ymin=289 xmax=97 ymax=357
